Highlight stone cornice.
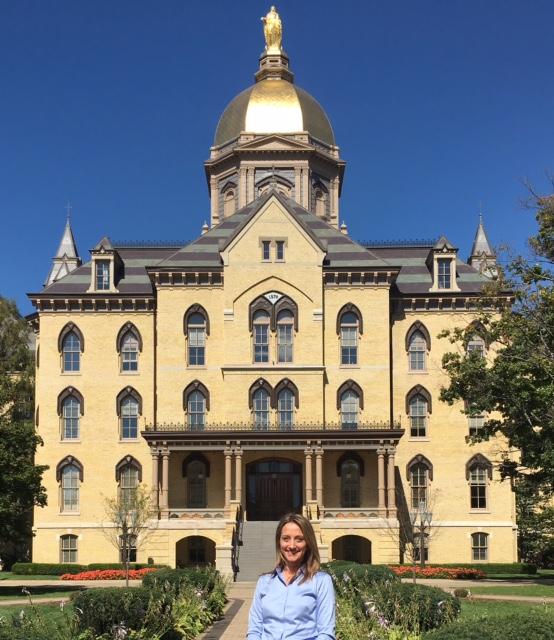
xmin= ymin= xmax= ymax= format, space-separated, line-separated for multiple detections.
xmin=324 ymin=270 xmax=398 ymax=287
xmin=29 ymin=296 xmax=155 ymax=313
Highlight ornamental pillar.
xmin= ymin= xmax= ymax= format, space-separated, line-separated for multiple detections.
xmin=234 ymin=446 xmax=243 ymax=504
xmin=304 ymin=446 xmax=313 ymax=503
xmin=315 ymin=447 xmax=323 ymax=506
xmin=224 ymin=447 xmax=233 ymax=507
xmin=160 ymin=450 xmax=170 ymax=511
xmin=387 ymin=446 xmax=397 ymax=517
xmin=377 ymin=447 xmax=386 ymax=514
xmin=151 ymin=449 xmax=160 ymax=510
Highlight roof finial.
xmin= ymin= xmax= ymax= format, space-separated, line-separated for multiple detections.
xmin=65 ymin=201 xmax=72 ymax=223
xmin=261 ymin=6 xmax=283 ymax=53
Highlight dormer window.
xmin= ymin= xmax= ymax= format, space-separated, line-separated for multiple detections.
xmin=429 ymin=236 xmax=460 ymax=292
xmin=96 ymin=260 xmax=110 ymax=290
xmin=437 ymin=258 xmax=451 ymax=289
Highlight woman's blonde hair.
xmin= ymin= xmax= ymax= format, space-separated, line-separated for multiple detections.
xmin=275 ymin=512 xmax=320 ymax=582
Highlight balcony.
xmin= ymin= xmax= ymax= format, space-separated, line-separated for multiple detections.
xmin=144 ymin=420 xmax=401 ymax=433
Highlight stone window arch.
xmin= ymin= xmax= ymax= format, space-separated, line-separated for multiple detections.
xmin=249 ymin=294 xmax=298 ymax=332
xmin=183 ymin=381 xmax=209 ymax=430
xmin=249 ymin=379 xmax=273 ymax=429
xmin=115 ymin=455 xmax=142 ymax=505
xmin=184 ymin=305 xmax=209 ymax=367
xmin=56 ymin=456 xmax=83 ymax=513
xmin=221 ymin=181 xmax=237 ymax=217
xmin=406 ymin=322 xmax=431 ymax=371
xmin=406 ymin=386 xmax=431 ymax=438
xmin=57 ymin=387 xmax=84 ymax=440
xmin=275 ymin=379 xmax=298 ymax=430
xmin=407 ymin=455 xmax=433 ymax=508
xmin=337 ymin=304 xmax=362 ymax=365
xmin=336 ymin=380 xmax=364 ymax=411
xmin=116 ymin=323 xmax=142 ymax=372
xmin=116 ymin=387 xmax=142 ymax=439
xmin=467 ymin=454 xmax=492 ymax=510
xmin=59 ymin=323 xmax=84 ymax=372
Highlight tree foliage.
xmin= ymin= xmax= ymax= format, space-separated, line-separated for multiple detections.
xmin=0 ymin=298 xmax=47 ymax=566
xmin=440 ymin=184 xmax=554 ymax=496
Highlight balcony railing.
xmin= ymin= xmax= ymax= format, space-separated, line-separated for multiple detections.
xmin=144 ymin=420 xmax=401 ymax=432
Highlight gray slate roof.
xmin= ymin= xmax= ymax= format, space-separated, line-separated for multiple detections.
xmin=32 ymin=191 xmax=490 ymax=298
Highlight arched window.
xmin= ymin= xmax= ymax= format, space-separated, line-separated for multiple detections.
xmin=61 ymin=464 xmax=80 ymax=512
xmin=337 ymin=305 xmax=362 ymax=365
xmin=116 ymin=322 xmax=143 ymax=373
xmin=471 ymin=532 xmax=488 ymax=560
xmin=115 ymin=455 xmax=142 ymax=507
xmin=277 ymin=388 xmax=294 ymax=430
xmin=467 ymin=334 xmax=486 ymax=356
xmin=183 ymin=454 xmax=209 ymax=508
xmin=61 ymin=395 xmax=80 ymax=440
xmin=223 ymin=188 xmax=236 ymax=217
xmin=408 ymin=330 xmax=427 ymax=371
xmin=467 ymin=456 xmax=491 ymax=510
xmin=340 ymin=390 xmax=359 ymax=430
xmin=187 ymin=390 xmax=206 ymax=430
xmin=406 ymin=387 xmax=431 ymax=438
xmin=413 ymin=533 xmax=429 ymax=563
xmin=253 ymin=387 xmax=271 ymax=430
xmin=116 ymin=388 xmax=142 ymax=440
xmin=277 ymin=309 xmax=294 ymax=363
xmin=61 ymin=331 xmax=81 ymax=372
xmin=409 ymin=463 xmax=428 ymax=509
xmin=60 ymin=534 xmax=78 ymax=563
xmin=186 ymin=312 xmax=207 ymax=366
xmin=406 ymin=455 xmax=433 ymax=509
xmin=315 ymin=189 xmax=326 ymax=217
xmin=253 ymin=310 xmax=270 ymax=363
xmin=340 ymin=457 xmax=361 ymax=507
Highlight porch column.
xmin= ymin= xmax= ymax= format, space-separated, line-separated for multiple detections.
xmin=151 ymin=449 xmax=160 ymax=510
xmin=224 ymin=447 xmax=232 ymax=507
xmin=234 ymin=446 xmax=243 ymax=503
xmin=304 ymin=446 xmax=313 ymax=502
xmin=377 ymin=447 xmax=386 ymax=513
xmin=386 ymin=446 xmax=397 ymax=517
xmin=315 ymin=447 xmax=323 ymax=506
xmin=160 ymin=450 xmax=170 ymax=511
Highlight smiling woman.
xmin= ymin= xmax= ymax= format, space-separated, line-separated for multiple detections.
xmin=247 ymin=513 xmax=336 ymax=640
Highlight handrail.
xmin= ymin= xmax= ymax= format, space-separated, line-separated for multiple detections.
xmin=231 ymin=504 xmax=244 ymax=581
xmin=145 ymin=420 xmax=401 ymax=432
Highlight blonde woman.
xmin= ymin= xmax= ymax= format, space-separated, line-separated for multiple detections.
xmin=247 ymin=513 xmax=335 ymax=640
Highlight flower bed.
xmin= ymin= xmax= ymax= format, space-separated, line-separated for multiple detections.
xmin=60 ymin=567 xmax=157 ymax=580
xmin=389 ymin=565 xmax=485 ymax=580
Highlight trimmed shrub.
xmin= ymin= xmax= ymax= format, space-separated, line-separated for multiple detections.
xmin=11 ymin=562 xmax=87 ymax=575
xmin=11 ymin=562 xmax=166 ymax=575
xmin=389 ymin=562 xmax=536 ymax=576
xmin=424 ymin=611 xmax=554 ymax=639
xmin=322 ymin=561 xmax=399 ymax=591
xmin=369 ymin=582 xmax=460 ymax=632
xmin=453 ymin=588 xmax=469 ymax=598
xmin=73 ymin=587 xmax=160 ymax=635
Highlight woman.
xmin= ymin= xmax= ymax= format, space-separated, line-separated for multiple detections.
xmin=247 ymin=513 xmax=335 ymax=640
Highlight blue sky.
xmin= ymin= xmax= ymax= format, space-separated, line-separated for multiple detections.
xmin=1 ymin=0 xmax=553 ymax=315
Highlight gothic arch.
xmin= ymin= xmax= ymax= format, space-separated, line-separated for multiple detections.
xmin=274 ymin=378 xmax=299 ymax=408
xmin=336 ymin=303 xmax=363 ymax=334
xmin=56 ymin=455 xmax=84 ymax=482
xmin=57 ymin=387 xmax=84 ymax=416
xmin=115 ymin=455 xmax=143 ymax=482
xmin=116 ymin=322 xmax=143 ymax=352
xmin=405 ymin=321 xmax=431 ymax=351
xmin=183 ymin=380 xmax=210 ymax=411
xmin=336 ymin=380 xmax=364 ymax=410
xmin=184 ymin=304 xmax=210 ymax=336
xmin=58 ymin=322 xmax=84 ymax=352
xmin=465 ymin=454 xmax=493 ymax=480
xmin=406 ymin=454 xmax=434 ymax=481
xmin=116 ymin=387 xmax=143 ymax=416
xmin=405 ymin=385 xmax=432 ymax=414
xmin=249 ymin=378 xmax=274 ymax=409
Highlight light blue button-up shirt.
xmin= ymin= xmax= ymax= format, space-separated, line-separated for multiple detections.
xmin=246 ymin=567 xmax=335 ymax=640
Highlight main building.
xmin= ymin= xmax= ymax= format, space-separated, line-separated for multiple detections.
xmin=29 ymin=7 xmax=515 ymax=576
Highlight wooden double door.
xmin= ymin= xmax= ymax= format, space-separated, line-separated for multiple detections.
xmin=246 ymin=459 xmax=302 ymax=521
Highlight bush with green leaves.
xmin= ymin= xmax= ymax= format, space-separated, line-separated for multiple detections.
xmin=323 ymin=561 xmax=399 ymax=594
xmin=424 ymin=611 xmax=554 ymax=639
xmin=11 ymin=562 xmax=167 ymax=575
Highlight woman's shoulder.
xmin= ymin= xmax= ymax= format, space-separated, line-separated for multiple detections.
xmin=314 ymin=571 xmax=334 ymax=586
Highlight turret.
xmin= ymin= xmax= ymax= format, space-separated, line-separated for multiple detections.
xmin=468 ymin=215 xmax=497 ymax=279
xmin=44 ymin=209 xmax=81 ymax=287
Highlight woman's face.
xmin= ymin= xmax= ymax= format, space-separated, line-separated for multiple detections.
xmin=279 ymin=522 xmax=307 ymax=568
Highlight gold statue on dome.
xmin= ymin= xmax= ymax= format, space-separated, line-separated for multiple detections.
xmin=261 ymin=6 xmax=282 ymax=53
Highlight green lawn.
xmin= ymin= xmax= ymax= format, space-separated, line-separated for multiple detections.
xmin=0 ymin=573 xmax=61 ymax=581
xmin=459 ymin=599 xmax=553 ymax=619
xmin=0 ymin=601 xmax=73 ymax=626
xmin=0 ymin=585 xmax=81 ymax=601
xmin=469 ymin=584 xmax=554 ymax=597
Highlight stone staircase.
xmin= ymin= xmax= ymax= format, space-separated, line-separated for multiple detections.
xmin=235 ymin=521 xmax=279 ymax=582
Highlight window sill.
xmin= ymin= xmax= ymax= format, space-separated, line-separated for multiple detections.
xmin=187 ymin=365 xmax=207 ymax=369
xmin=120 ymin=438 xmax=141 ymax=443
xmin=120 ymin=371 xmax=140 ymax=375
xmin=60 ymin=512 xmax=80 ymax=516
xmin=469 ymin=510 xmax=490 ymax=514
xmin=408 ymin=370 xmax=428 ymax=374
xmin=60 ymin=440 xmax=81 ymax=444
xmin=61 ymin=372 xmax=81 ymax=376
xmin=408 ymin=437 xmax=430 ymax=442
xmin=339 ymin=364 xmax=360 ymax=369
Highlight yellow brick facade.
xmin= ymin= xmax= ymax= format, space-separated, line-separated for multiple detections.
xmin=30 ymin=16 xmax=516 ymax=576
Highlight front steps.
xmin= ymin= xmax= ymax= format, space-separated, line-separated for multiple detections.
xmin=236 ymin=520 xmax=279 ymax=582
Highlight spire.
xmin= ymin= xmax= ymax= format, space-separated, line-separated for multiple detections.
xmin=468 ymin=213 xmax=497 ymax=278
xmin=45 ymin=207 xmax=82 ymax=287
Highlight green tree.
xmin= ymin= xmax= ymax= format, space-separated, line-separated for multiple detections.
xmin=439 ymin=183 xmax=554 ymax=562
xmin=0 ymin=297 xmax=47 ymax=567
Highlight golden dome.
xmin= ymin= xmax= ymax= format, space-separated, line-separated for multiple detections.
xmin=214 ymin=78 xmax=335 ymax=147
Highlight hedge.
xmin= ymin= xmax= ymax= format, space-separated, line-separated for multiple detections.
xmin=11 ymin=562 xmax=167 ymax=575
xmin=322 ymin=561 xmax=399 ymax=588
xmin=424 ymin=611 xmax=554 ymax=639
xmin=370 ymin=582 xmax=460 ymax=632
xmin=73 ymin=587 xmax=161 ymax=635
xmin=389 ymin=563 xmax=537 ymax=576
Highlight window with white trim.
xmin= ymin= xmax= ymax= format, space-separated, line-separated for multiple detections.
xmin=340 ymin=312 xmax=359 ymax=365
xmin=253 ymin=387 xmax=270 ymax=430
xmin=61 ymin=396 xmax=80 ymax=440
xmin=253 ymin=311 xmax=270 ymax=363
xmin=340 ymin=390 xmax=359 ymax=429
xmin=471 ymin=532 xmax=488 ymax=560
xmin=409 ymin=394 xmax=428 ymax=437
xmin=408 ymin=330 xmax=427 ymax=371
xmin=120 ymin=331 xmax=139 ymax=372
xmin=61 ymin=465 xmax=80 ymax=512
xmin=60 ymin=534 xmax=78 ymax=563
